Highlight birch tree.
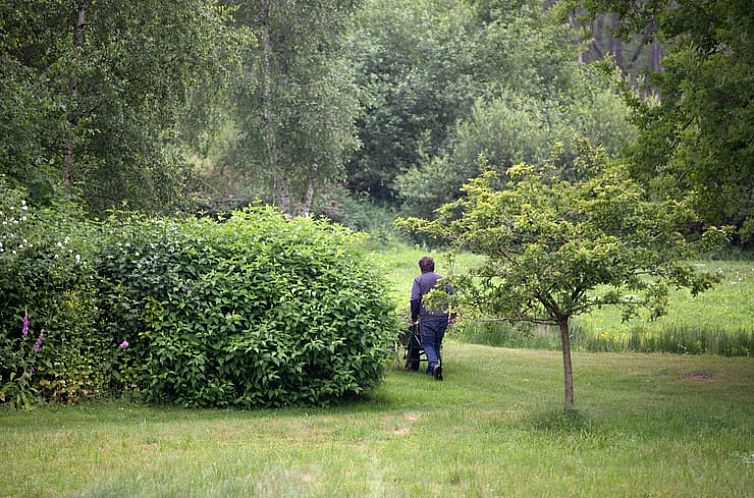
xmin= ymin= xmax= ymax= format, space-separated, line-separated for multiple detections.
xmin=231 ymin=0 xmax=360 ymax=217
xmin=0 ymin=0 xmax=235 ymax=212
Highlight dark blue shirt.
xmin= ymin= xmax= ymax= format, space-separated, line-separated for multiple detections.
xmin=410 ymin=271 xmax=451 ymax=322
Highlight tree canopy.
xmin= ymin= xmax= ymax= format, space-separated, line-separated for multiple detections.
xmin=582 ymin=0 xmax=754 ymax=243
xmin=0 ymin=0 xmax=235 ymax=213
xmin=1 ymin=0 xmax=752 ymax=246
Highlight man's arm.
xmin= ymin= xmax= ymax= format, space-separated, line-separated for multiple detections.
xmin=410 ymin=299 xmax=421 ymax=323
xmin=410 ymin=278 xmax=421 ymax=323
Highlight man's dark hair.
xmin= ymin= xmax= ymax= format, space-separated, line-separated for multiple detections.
xmin=418 ymin=256 xmax=434 ymax=273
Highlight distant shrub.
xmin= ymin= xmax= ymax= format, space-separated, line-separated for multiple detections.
xmin=314 ymin=188 xmax=400 ymax=242
xmin=95 ymin=208 xmax=398 ymax=408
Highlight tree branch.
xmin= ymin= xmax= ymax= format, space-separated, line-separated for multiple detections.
xmin=471 ymin=316 xmax=557 ymax=326
xmin=569 ymin=298 xmax=648 ymax=316
xmin=591 ymin=39 xmax=606 ymax=59
xmin=629 ymin=31 xmax=651 ymax=64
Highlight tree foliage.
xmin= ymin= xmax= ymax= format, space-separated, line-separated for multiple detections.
xmin=0 ymin=0 xmax=235 ymax=213
xmin=584 ymin=0 xmax=754 ymax=242
xmin=388 ymin=0 xmax=636 ymax=217
xmin=397 ymin=146 xmax=725 ymax=409
xmin=217 ymin=0 xmax=361 ymax=217
xmin=344 ymin=0 xmax=481 ymax=200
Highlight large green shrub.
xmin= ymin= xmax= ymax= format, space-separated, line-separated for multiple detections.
xmin=96 ymin=208 xmax=398 ymax=408
xmin=0 ymin=178 xmax=110 ymax=406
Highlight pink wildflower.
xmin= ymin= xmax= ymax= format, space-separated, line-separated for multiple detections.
xmin=33 ymin=332 xmax=44 ymax=353
xmin=22 ymin=312 xmax=29 ymax=338
xmin=119 ymin=340 xmax=129 ymax=349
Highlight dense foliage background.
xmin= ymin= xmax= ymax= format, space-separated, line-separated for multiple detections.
xmin=5 ymin=0 xmax=749 ymax=241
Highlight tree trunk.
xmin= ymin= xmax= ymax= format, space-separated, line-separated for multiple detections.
xmin=300 ymin=181 xmax=315 ymax=217
xmin=259 ymin=0 xmax=281 ymax=208
xmin=610 ymin=14 xmax=624 ymax=73
xmin=642 ymin=38 xmax=663 ymax=99
xmin=648 ymin=39 xmax=663 ymax=74
xmin=558 ymin=316 xmax=575 ymax=410
xmin=590 ymin=14 xmax=605 ymax=62
xmin=63 ymin=3 xmax=86 ymax=187
xmin=279 ymin=175 xmax=291 ymax=218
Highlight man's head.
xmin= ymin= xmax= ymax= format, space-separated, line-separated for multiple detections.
xmin=418 ymin=256 xmax=434 ymax=273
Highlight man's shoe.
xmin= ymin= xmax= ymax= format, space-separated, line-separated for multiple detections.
xmin=432 ymin=364 xmax=443 ymax=381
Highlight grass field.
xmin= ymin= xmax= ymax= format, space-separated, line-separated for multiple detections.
xmin=368 ymin=242 xmax=484 ymax=314
xmin=2 ymin=344 xmax=753 ymax=497
xmin=2 ymin=244 xmax=753 ymax=497
xmin=375 ymin=245 xmax=754 ymax=356
xmin=572 ymin=261 xmax=754 ymax=354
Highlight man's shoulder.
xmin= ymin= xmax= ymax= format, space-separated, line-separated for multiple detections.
xmin=417 ymin=272 xmax=443 ymax=284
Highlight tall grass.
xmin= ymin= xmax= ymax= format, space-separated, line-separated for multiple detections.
xmin=450 ymin=320 xmax=754 ymax=356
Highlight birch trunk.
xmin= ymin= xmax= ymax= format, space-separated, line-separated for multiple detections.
xmin=300 ymin=181 xmax=315 ymax=217
xmin=63 ymin=3 xmax=86 ymax=187
xmin=259 ymin=0 xmax=281 ymax=209
xmin=648 ymin=39 xmax=663 ymax=74
xmin=610 ymin=14 xmax=624 ymax=73
xmin=279 ymin=175 xmax=291 ymax=218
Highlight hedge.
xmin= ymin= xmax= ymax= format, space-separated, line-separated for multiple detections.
xmin=1 ymin=189 xmax=398 ymax=408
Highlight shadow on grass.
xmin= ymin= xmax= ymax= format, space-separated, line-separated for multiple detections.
xmin=517 ymin=407 xmax=620 ymax=450
xmin=524 ymin=407 xmax=593 ymax=433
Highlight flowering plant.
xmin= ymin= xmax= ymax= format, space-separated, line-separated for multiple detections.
xmin=1 ymin=178 xmax=108 ymax=404
xmin=0 ymin=312 xmax=44 ymax=409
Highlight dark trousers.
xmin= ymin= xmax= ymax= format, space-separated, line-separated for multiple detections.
xmin=420 ymin=319 xmax=447 ymax=373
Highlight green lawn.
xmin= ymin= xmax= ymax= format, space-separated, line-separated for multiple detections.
xmin=2 ymin=344 xmax=754 ymax=497
xmin=369 ymin=243 xmax=484 ymax=314
xmin=575 ymin=260 xmax=754 ymax=335
xmin=3 ymin=246 xmax=753 ymax=497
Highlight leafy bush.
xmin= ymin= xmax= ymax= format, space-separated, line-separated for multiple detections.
xmin=96 ymin=208 xmax=398 ymax=408
xmin=0 ymin=178 xmax=111 ymax=404
xmin=2 ymin=180 xmax=398 ymax=409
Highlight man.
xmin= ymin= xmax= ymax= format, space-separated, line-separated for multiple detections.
xmin=410 ymin=256 xmax=451 ymax=381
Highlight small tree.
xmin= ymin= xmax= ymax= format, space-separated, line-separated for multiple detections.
xmin=397 ymin=147 xmax=726 ymax=410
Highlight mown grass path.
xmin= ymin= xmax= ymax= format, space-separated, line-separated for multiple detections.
xmin=2 ymin=344 xmax=753 ymax=497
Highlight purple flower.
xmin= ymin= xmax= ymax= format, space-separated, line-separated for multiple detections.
xmin=22 ymin=312 xmax=29 ymax=338
xmin=119 ymin=340 xmax=129 ymax=349
xmin=33 ymin=332 xmax=44 ymax=353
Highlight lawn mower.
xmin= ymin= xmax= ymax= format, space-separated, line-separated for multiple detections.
xmin=398 ymin=323 xmax=424 ymax=371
